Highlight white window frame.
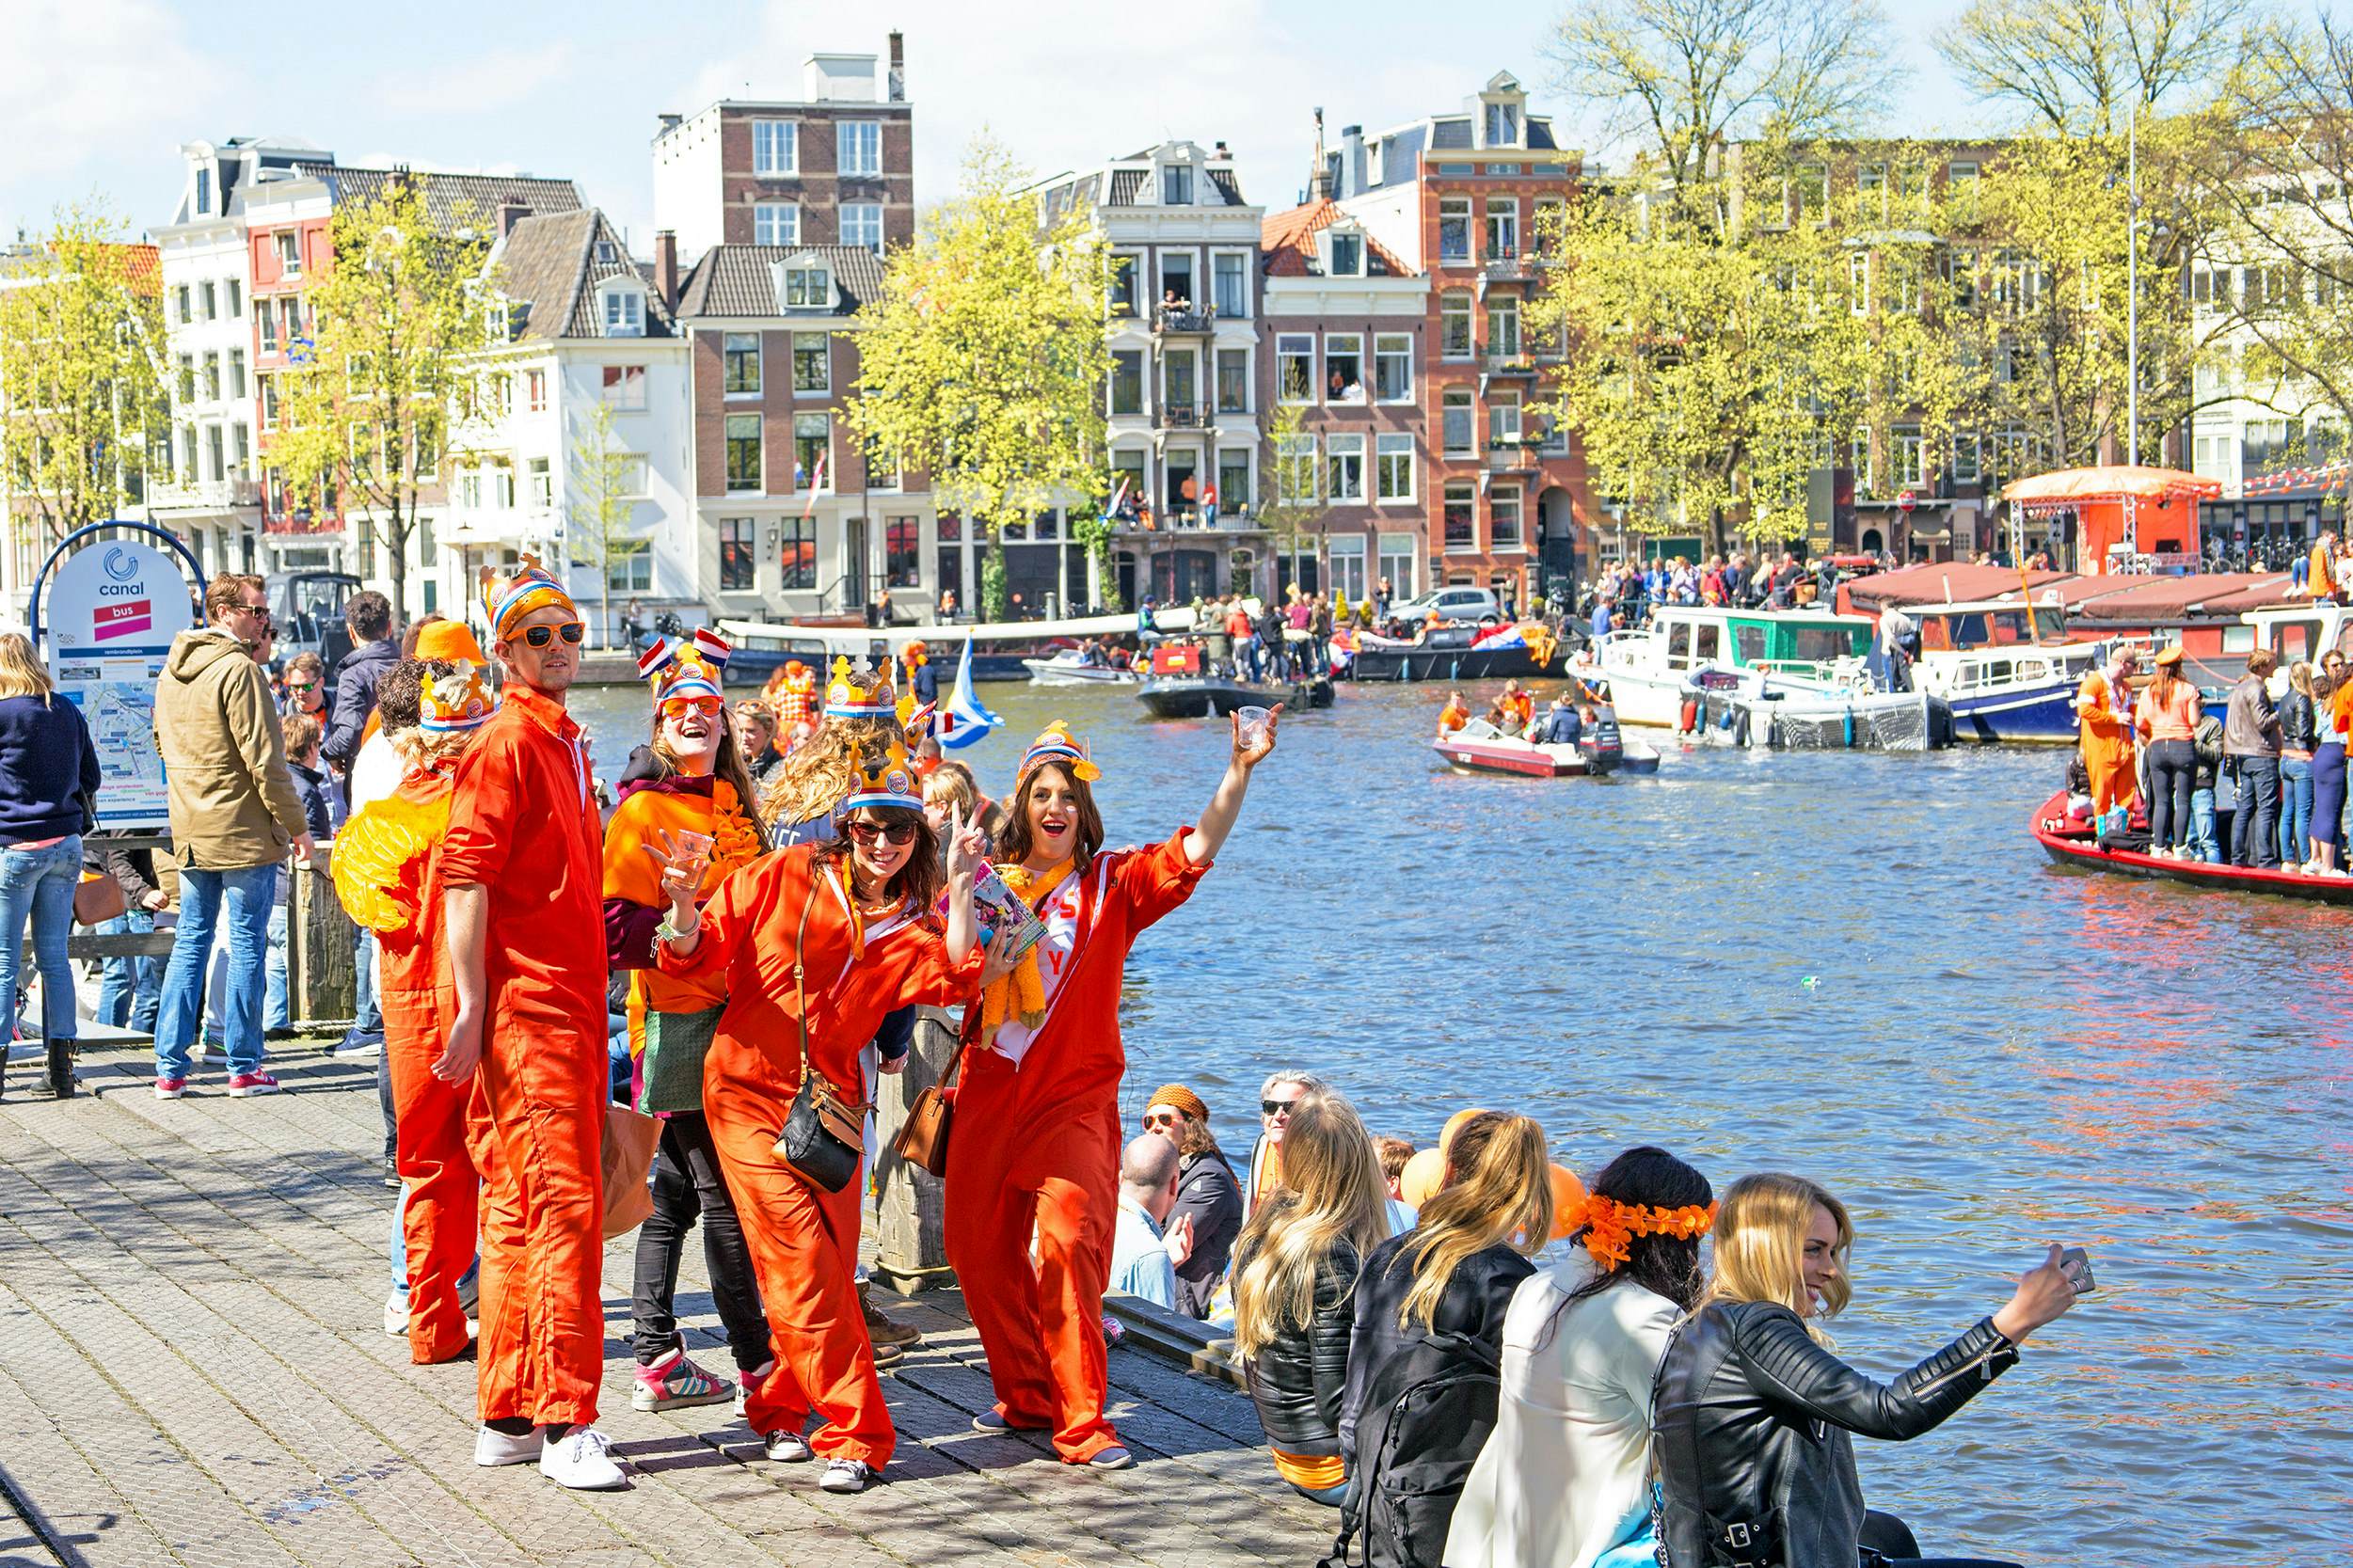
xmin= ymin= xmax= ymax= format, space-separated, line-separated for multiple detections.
xmin=527 ymin=367 xmax=548 ymax=412
xmin=781 ymin=262 xmax=833 ymax=309
xmin=1443 ymin=482 xmax=1478 ymax=552
xmin=1489 ymin=392 xmax=1522 ymax=449
xmin=1328 ymin=533 xmax=1369 ymax=601
xmin=1275 ymin=434 xmax=1319 ymax=505
xmin=792 ymin=332 xmax=830 ymax=396
xmin=1442 ymin=388 xmax=1476 ymax=456
xmin=601 ymin=284 xmax=646 ymax=338
xmin=1328 ymin=433 xmax=1366 ymax=502
xmin=755 ymin=202 xmax=800 ymax=246
xmin=1378 ymin=532 xmax=1418 ymax=596
xmin=529 ymin=455 xmax=552 ymax=508
xmin=753 ymin=119 xmax=799 ymax=176
xmin=838 ymin=120 xmax=882 ymax=178
xmin=602 ymin=363 xmax=647 ymax=411
xmin=1277 ymin=334 xmax=1315 ymax=404
xmin=1375 ymin=432 xmax=1415 ymax=502
xmin=1850 ymin=252 xmax=1870 ymax=316
xmin=1375 ymin=334 xmax=1413 ymax=402
xmin=1487 ymin=296 xmax=1521 ymax=358
xmin=1485 ymin=198 xmax=1518 ymax=261
xmin=840 ymin=203 xmax=884 ymax=256
xmin=274 ymin=230 xmax=301 ymax=277
xmin=1491 ymin=485 xmax=1525 ymax=551
xmin=1440 ymin=293 xmax=1473 ymax=359
xmin=1439 ymin=198 xmax=1472 ymax=261
xmin=1211 ymin=250 xmax=1250 ymax=318
xmin=1328 ymin=230 xmax=1364 ymax=277
xmin=1325 ymin=333 xmax=1365 ymax=404
xmin=1896 ymin=425 xmax=1925 ymax=486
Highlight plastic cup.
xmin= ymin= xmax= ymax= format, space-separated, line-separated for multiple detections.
xmin=668 ymin=829 xmax=714 ymax=890
xmin=1234 ymin=705 xmax=1273 ymax=748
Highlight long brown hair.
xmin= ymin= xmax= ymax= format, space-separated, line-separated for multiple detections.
xmin=816 ymin=803 xmax=943 ymax=913
xmin=1394 ymin=1111 xmax=1553 ymax=1333
xmin=2148 ymin=655 xmax=2185 ymax=712
xmin=995 ymin=760 xmax=1105 ymax=871
xmin=648 ymin=702 xmax=770 ymax=851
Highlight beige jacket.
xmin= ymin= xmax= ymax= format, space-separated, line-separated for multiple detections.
xmin=153 ymin=626 xmax=310 ymax=870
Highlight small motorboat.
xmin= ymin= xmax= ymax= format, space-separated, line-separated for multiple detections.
xmin=2029 ymin=789 xmax=2353 ymax=905
xmin=1694 ymin=686 xmax=1953 ymax=752
xmin=1135 ymin=641 xmax=1333 ymax=719
xmin=1431 ymin=721 xmax=1661 ymax=778
xmin=1023 ymin=647 xmax=1138 ymax=687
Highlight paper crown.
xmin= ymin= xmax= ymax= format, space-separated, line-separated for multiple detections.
xmin=841 ymin=736 xmax=924 ymax=812
xmin=419 ymin=666 xmax=500 ymax=734
xmin=1017 ymin=721 xmax=1101 ymax=784
xmin=481 ymin=554 xmax=578 ymax=641
xmin=823 ymin=656 xmax=898 ymax=719
xmin=639 ymin=628 xmax=730 ymax=704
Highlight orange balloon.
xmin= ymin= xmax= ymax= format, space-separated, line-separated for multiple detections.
xmin=1439 ymin=1108 xmax=1491 ymax=1158
xmin=1399 ymin=1147 xmax=1447 ymax=1209
xmin=1548 ymin=1164 xmax=1589 ymax=1241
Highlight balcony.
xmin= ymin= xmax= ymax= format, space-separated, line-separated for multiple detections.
xmin=1483 ymin=249 xmax=1527 ymax=281
xmin=1108 ymin=502 xmax=1264 ymax=534
xmin=1482 ymin=354 xmax=1537 ymax=376
xmin=264 ymin=509 xmax=342 ymax=537
xmin=1486 ymin=441 xmax=1539 ymax=473
xmin=1153 ymin=305 xmax=1211 ymax=335
xmin=1160 ymin=401 xmax=1210 ymax=429
xmin=150 ymin=477 xmax=260 ymax=512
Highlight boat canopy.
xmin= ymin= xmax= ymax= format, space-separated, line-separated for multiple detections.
xmin=2001 ymin=466 xmax=2221 ymax=504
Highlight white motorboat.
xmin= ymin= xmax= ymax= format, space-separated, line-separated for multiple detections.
xmin=1590 ymin=605 xmax=1881 ymax=728
xmin=1023 ymin=647 xmax=1138 ymax=686
xmin=1430 ymin=719 xmax=1662 ymax=776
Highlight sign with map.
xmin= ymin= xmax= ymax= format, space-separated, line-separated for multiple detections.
xmin=43 ymin=542 xmax=199 ymax=830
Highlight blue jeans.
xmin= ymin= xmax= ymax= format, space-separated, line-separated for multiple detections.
xmin=2281 ymin=754 xmax=2315 ymax=863
xmin=345 ymin=928 xmax=382 ymax=1043
xmin=389 ymin=1183 xmax=480 ymax=1297
xmin=2188 ymin=787 xmax=2221 ymax=863
xmin=265 ymin=897 xmax=290 ymax=1030
xmin=1 ymin=836 xmax=83 ymax=1045
xmin=155 ymin=863 xmax=276 ymax=1080
xmin=96 ymin=907 xmax=164 ymax=1031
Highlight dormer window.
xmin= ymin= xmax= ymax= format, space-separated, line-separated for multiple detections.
xmin=600 ymin=282 xmax=646 ymax=337
xmin=776 ymin=260 xmax=834 ymax=309
xmin=595 ymin=240 xmax=619 ymax=264
xmin=1328 ymin=230 xmax=1364 ymax=277
xmin=1162 ymin=164 xmax=1194 ymax=206
xmin=1484 ymin=102 xmax=1520 ymax=148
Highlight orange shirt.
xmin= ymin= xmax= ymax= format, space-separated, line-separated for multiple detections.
xmin=602 ymin=777 xmax=764 ymax=1016
xmin=377 ymin=768 xmax=455 ymax=1000
xmin=1438 ymin=700 xmax=1469 ymax=734
xmin=441 ymin=684 xmax=606 ymax=1027
xmin=2135 ymin=678 xmax=2202 ymax=743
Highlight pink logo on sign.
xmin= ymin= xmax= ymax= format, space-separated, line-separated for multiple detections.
xmin=93 ymin=599 xmax=152 ymax=641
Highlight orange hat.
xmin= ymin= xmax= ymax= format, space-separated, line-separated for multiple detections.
xmin=1145 ymin=1085 xmax=1209 ymax=1123
xmin=412 ymin=619 xmax=487 ymax=667
xmin=2154 ymin=644 xmax=2186 ymax=668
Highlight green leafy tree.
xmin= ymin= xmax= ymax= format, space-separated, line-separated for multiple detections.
xmin=0 ymin=203 xmax=167 ymax=545
xmin=568 ymin=398 xmax=638 ymax=649
xmin=1255 ymin=399 xmax=1328 ymax=595
xmin=266 ymin=179 xmax=501 ymax=623
xmin=845 ymin=137 xmax=1112 ymax=620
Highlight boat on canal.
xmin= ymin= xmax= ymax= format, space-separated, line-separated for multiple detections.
xmin=1903 ymin=599 xmax=2103 ymax=744
xmin=1348 ymin=625 xmax=1559 ymax=682
xmin=1592 ymin=605 xmax=1884 ymax=728
xmin=1135 ymin=641 xmax=1333 ymax=720
xmin=2029 ymin=789 xmax=2353 ymax=904
xmin=1694 ymin=685 xmax=1953 ymax=751
xmin=1023 ymin=647 xmax=1138 ymax=686
xmin=1432 ymin=721 xmax=1661 ymax=778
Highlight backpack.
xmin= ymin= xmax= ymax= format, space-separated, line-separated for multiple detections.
xmin=1321 ymin=1331 xmax=1502 ymax=1568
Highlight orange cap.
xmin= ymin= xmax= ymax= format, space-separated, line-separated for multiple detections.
xmin=413 ymin=619 xmax=488 ymax=667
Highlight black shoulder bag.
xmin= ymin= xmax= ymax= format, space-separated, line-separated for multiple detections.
xmin=771 ymin=868 xmax=869 ymax=1193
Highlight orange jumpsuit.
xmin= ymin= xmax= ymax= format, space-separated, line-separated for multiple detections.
xmin=944 ymin=830 xmax=1211 ymax=1462
xmin=659 ymin=844 xmax=982 ymax=1467
xmin=2075 ymin=671 xmax=2138 ymax=815
xmin=441 ymin=685 xmax=609 ymax=1430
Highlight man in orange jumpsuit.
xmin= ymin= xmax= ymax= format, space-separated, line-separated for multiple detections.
xmin=437 ymin=560 xmax=621 ymax=1491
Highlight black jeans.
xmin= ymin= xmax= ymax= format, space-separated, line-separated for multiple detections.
xmin=2146 ymin=738 xmax=2197 ymax=848
xmin=2231 ymin=755 xmax=2281 ymax=867
xmin=630 ymin=1110 xmax=771 ymax=1371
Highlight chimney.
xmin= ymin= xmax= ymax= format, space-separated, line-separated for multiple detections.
xmin=653 ymin=230 xmax=679 ymax=311
xmin=888 ymin=30 xmax=906 ymax=102
xmin=1339 ymin=124 xmax=1364 ymax=198
xmin=498 ymin=198 xmax=529 ymax=237
xmin=1307 ymin=108 xmax=1330 ymax=201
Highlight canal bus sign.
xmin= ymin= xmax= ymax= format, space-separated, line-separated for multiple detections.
xmin=40 ymin=537 xmax=200 ymax=830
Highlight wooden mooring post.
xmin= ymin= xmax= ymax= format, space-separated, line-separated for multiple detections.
xmin=869 ymin=1005 xmax=957 ymax=1293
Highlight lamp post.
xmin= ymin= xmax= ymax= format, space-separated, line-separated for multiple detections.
xmin=2126 ymin=99 xmax=2141 ymax=465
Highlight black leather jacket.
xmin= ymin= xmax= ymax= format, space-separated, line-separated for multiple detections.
xmin=2281 ymin=688 xmax=2319 ymax=752
xmin=1338 ymin=1235 xmax=1533 ymax=1462
xmin=1653 ymin=1302 xmax=2019 ymax=1568
xmin=1240 ymin=1241 xmax=1361 ymax=1456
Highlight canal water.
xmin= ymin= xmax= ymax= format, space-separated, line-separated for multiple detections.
xmin=569 ymin=676 xmax=2346 ymax=1566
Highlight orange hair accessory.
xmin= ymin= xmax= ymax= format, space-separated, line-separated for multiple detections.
xmin=1563 ymin=1193 xmax=1717 ymax=1271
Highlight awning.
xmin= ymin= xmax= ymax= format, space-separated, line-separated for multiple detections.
xmin=2002 ymin=466 xmax=2221 ymax=505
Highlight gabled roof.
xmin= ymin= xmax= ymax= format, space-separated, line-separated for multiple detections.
xmin=493 ymin=208 xmax=676 ymax=341
xmin=1260 ymin=198 xmax=1410 ymax=277
xmin=289 ymin=163 xmax=584 ymax=230
xmin=676 ymin=245 xmax=886 ymax=319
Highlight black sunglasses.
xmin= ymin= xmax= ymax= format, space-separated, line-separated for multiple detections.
xmin=845 ymin=820 xmax=919 ymax=846
xmin=1262 ymin=1099 xmax=1297 ymax=1117
xmin=521 ymin=622 xmax=586 ymax=648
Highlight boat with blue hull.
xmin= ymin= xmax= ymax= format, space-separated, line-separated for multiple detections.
xmin=1903 ymin=600 xmax=2103 ymax=745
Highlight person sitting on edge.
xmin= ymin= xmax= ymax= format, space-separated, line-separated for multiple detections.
xmin=1247 ymin=1069 xmax=1328 ymax=1217
xmin=1110 ymin=1132 xmax=1185 ymax=1313
xmin=1144 ymin=1084 xmax=1244 ymax=1320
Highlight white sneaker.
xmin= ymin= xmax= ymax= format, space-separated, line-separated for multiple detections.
xmin=383 ymin=1292 xmax=408 ymax=1338
xmin=763 ymin=1429 xmax=812 ymax=1463
xmin=819 ymin=1457 xmax=873 ymax=1494
xmin=473 ymin=1424 xmax=538 ymax=1467
xmin=540 ymin=1424 xmax=626 ymax=1490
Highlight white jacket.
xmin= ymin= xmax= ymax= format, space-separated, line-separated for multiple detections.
xmin=1444 ymin=1259 xmax=1678 ymax=1568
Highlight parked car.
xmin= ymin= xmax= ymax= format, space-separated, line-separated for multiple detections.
xmin=1388 ymin=586 xmax=1503 ymax=626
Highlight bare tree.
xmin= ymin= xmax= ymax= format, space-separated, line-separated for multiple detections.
xmin=1937 ymin=0 xmax=2253 ymax=136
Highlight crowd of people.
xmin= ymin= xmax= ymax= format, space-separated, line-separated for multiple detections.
xmin=1178 ymin=587 xmax=1337 ymax=683
xmin=1582 ymin=550 xmax=1840 ymax=640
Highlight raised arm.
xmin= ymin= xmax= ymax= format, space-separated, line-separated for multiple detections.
xmin=1186 ymin=706 xmax=1280 ymax=865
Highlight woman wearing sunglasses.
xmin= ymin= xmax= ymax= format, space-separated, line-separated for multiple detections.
xmin=649 ymin=736 xmax=991 ymax=1497
xmin=946 ymin=714 xmax=1279 ymax=1470
xmin=602 ymin=632 xmax=774 ymax=1422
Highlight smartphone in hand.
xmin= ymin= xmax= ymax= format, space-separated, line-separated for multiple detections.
xmin=2058 ymin=1245 xmax=2097 ymax=1294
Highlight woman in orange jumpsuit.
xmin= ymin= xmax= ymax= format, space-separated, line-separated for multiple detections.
xmin=651 ymin=736 xmax=989 ymax=1496
xmin=2075 ymin=668 xmax=2138 ymax=816
xmin=332 ymin=660 xmax=499 ymax=1364
xmin=946 ymin=716 xmax=1280 ymax=1468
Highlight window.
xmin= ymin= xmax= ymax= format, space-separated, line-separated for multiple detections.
xmin=228 ymin=349 xmax=246 ymax=400
xmin=1948 ymin=248 xmax=1979 ymax=310
xmin=1439 ymin=198 xmax=1472 ymax=261
xmin=841 ymin=203 xmax=883 ymax=255
xmin=1491 ymin=486 xmax=1523 ymax=549
xmin=274 ymin=230 xmax=300 ymax=275
xmin=527 ymin=369 xmax=548 ymax=411
xmin=755 ymin=203 xmax=799 ymax=246
xmin=724 ymin=413 xmax=762 ymax=491
xmin=839 ymin=120 xmax=882 ymax=177
xmin=1793 ymin=164 xmax=1827 ymax=223
xmin=280 ymin=297 xmax=302 ymax=349
xmin=260 ymin=375 xmax=278 ymax=429
xmin=1329 ymin=231 xmax=1363 ymax=276
xmin=174 ymin=354 xmax=194 ymax=404
xmin=1213 ymin=252 xmax=1247 ymax=316
xmin=1375 ymin=335 xmax=1412 ymax=401
xmin=227 ymin=279 xmax=241 ymax=317
xmin=886 ymin=516 xmax=921 ymax=587
xmin=1951 ymin=433 xmax=1981 ymax=484
xmin=603 ymin=287 xmax=645 ymax=337
xmin=1860 ymin=163 xmax=1887 ymax=212
xmin=1164 ymin=350 xmax=1197 ymax=416
xmin=1378 ymin=533 xmax=1417 ymax=594
xmin=1110 ymin=451 xmax=1147 ymax=512
xmin=1486 ymin=198 xmax=1518 ymax=261
xmin=606 ymin=540 xmax=652 ymax=593
xmin=1484 ymin=102 xmax=1519 ymax=147
xmin=1158 ymin=251 xmax=1195 ymax=308
xmin=866 ymin=435 xmax=901 ymax=490
xmin=206 ymin=425 xmax=224 ymax=482
xmin=1444 ymin=483 xmax=1476 ymax=549
xmin=1110 ymin=351 xmax=1143 ymax=415
xmin=489 ymin=372 xmax=514 ymax=417
xmin=174 ymin=284 xmax=191 ymax=324
xmin=1442 ymin=388 xmax=1475 ymax=455
xmin=779 ymin=517 xmax=818 ymax=589
xmin=782 ymin=262 xmax=832 ymax=308
xmin=1216 ymin=348 xmax=1249 ymax=413
xmin=529 ymin=456 xmax=551 ymax=508
xmin=1162 ymin=163 xmax=1194 ymax=205
xmin=702 ymin=516 xmax=754 ymax=591
xmin=259 ymin=299 xmax=278 ymax=352
xmin=458 ymin=467 xmax=483 ymax=511
xmin=1489 ymin=393 xmax=1521 ymax=448
xmin=1109 ymin=253 xmax=1139 ymax=316
xmin=1328 ymin=533 xmax=1368 ymax=600
xmin=602 ymin=364 xmax=646 ymax=410
xmin=180 ymin=426 xmax=195 ymax=481
xmin=792 ymin=333 xmax=828 ymax=393
xmin=1325 ymin=334 xmax=1364 ymax=403
xmin=793 ymin=414 xmax=829 ymax=488
xmin=232 ymin=423 xmax=250 ymax=472
xmin=1895 ymin=424 xmax=1925 ymax=486
xmin=1276 ymin=435 xmax=1318 ymax=504
xmin=1328 ymin=434 xmax=1366 ymax=502
xmin=1278 ymin=334 xmax=1314 ymax=402
xmin=754 ymin=120 xmax=798 ymax=175
xmin=1487 ymin=297 xmax=1520 ymax=358
xmin=195 ymin=166 xmax=212 ymax=215
xmin=1850 ymin=253 xmax=1870 ymax=315
xmin=202 ymin=352 xmax=220 ymax=401
xmin=1441 ymin=293 xmax=1473 ymax=358
xmin=200 ymin=281 xmax=217 ymax=321
xmin=1218 ymin=448 xmax=1252 ymax=511
xmin=1375 ymin=433 xmax=1415 ymax=500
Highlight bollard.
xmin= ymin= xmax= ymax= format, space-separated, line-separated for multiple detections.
xmin=870 ymin=1005 xmax=957 ymax=1293
xmin=288 ymin=850 xmax=358 ymax=1022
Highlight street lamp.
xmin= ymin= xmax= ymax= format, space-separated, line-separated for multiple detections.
xmin=2126 ymin=100 xmax=2141 ymax=465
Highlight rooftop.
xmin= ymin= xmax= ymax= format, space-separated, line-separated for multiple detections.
xmin=493 ymin=209 xmax=677 ymax=341
xmin=286 ymin=163 xmax=585 ymax=230
xmin=676 ymin=244 xmax=887 ymax=318
xmin=1260 ymin=198 xmax=1409 ymax=277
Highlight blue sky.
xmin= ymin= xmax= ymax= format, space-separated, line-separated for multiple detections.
xmin=2 ymin=0 xmax=1990 ymax=248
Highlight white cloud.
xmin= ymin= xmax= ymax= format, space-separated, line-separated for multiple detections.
xmin=389 ymin=44 xmax=579 ymax=118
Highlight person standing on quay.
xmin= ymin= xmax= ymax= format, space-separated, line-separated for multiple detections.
xmin=151 ymin=574 xmax=315 ymax=1100
xmin=2224 ymin=649 xmax=2282 ymax=868
xmin=0 ymin=633 xmax=101 ymax=1100
xmin=437 ymin=560 xmax=621 ymax=1491
xmin=946 ymin=716 xmax=1279 ymax=1468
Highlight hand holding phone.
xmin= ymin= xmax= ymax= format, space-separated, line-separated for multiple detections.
xmin=2058 ymin=1245 xmax=2097 ymax=1294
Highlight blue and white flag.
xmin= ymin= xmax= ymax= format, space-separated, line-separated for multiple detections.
xmin=938 ymin=637 xmax=1001 ymax=752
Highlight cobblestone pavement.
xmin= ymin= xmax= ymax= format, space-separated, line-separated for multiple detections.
xmin=0 ymin=1040 xmax=1333 ymax=1568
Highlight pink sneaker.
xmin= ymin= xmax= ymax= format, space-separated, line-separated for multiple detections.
xmin=226 ymin=1072 xmax=280 ymax=1098
xmin=631 ymin=1348 xmax=734 ymax=1412
xmin=154 ymin=1077 xmax=187 ymax=1101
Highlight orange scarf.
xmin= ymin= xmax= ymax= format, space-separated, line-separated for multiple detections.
xmin=975 ymin=859 xmax=1074 ymax=1048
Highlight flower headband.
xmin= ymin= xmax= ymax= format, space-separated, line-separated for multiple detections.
xmin=1565 ymin=1194 xmax=1717 ymax=1271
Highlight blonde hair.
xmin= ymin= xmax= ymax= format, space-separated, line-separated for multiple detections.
xmin=764 ymin=716 xmax=900 ymax=827
xmin=1394 ymin=1111 xmax=1553 ymax=1334
xmin=2291 ymin=659 xmax=2313 ymax=696
xmin=1232 ymin=1092 xmax=1392 ymax=1358
xmin=0 ymin=633 xmax=55 ymax=705
xmin=923 ymin=759 xmax=978 ymax=817
xmin=390 ymin=726 xmax=478 ymax=771
xmin=1701 ymin=1172 xmax=1852 ymax=1343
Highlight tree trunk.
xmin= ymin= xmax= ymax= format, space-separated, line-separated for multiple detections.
xmin=599 ymin=572 xmax=613 ymax=652
xmin=385 ymin=502 xmax=410 ymax=626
